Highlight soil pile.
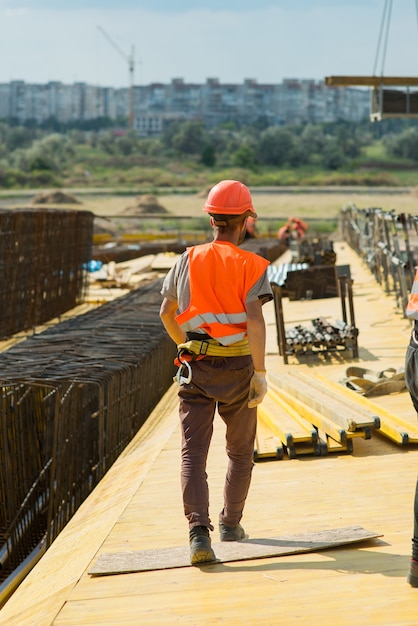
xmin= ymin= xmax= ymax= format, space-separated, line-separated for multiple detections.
xmin=32 ymin=190 xmax=81 ymax=205
xmin=119 ymin=195 xmax=169 ymax=215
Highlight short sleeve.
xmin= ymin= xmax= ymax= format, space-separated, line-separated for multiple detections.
xmin=160 ymin=251 xmax=191 ymax=311
xmin=246 ymin=271 xmax=273 ymax=305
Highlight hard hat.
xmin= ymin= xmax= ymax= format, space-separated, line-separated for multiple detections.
xmin=203 ymin=180 xmax=257 ymax=218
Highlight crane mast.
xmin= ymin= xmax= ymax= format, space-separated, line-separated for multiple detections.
xmin=97 ymin=25 xmax=135 ymax=129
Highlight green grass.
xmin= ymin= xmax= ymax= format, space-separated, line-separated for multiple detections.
xmin=64 ymin=164 xmax=412 ymax=190
xmin=362 ymin=141 xmax=388 ymax=160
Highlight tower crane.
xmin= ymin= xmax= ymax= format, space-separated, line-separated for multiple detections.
xmin=97 ymin=25 xmax=135 ymax=128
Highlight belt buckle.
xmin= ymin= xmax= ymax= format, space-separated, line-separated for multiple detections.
xmin=200 ymin=341 xmax=209 ymax=355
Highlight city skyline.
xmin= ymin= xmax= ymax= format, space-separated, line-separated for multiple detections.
xmin=1 ymin=1 xmax=418 ymax=88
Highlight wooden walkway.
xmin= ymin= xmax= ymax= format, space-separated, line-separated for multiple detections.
xmin=1 ymin=242 xmax=418 ymax=625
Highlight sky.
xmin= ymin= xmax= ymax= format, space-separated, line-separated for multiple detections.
xmin=1 ymin=1 xmax=418 ymax=88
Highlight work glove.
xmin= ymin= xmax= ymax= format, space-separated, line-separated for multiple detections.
xmin=248 ymin=370 xmax=267 ymax=408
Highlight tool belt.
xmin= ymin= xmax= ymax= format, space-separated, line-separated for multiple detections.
xmin=177 ymin=337 xmax=251 ymax=360
xmin=173 ymin=337 xmax=251 ymax=385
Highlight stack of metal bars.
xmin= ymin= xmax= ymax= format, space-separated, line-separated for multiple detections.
xmin=0 ymin=279 xmax=176 ymax=587
xmin=0 ymin=209 xmax=93 ymax=339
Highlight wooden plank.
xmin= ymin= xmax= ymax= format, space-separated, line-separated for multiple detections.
xmin=261 ymin=389 xmax=325 ymax=457
xmin=317 ymin=428 xmax=353 ymax=454
xmin=291 ymin=371 xmax=381 ymax=429
xmin=115 ymin=254 xmax=155 ymax=273
xmin=291 ymin=372 xmax=380 ymax=431
xmin=313 ymin=373 xmax=418 ymax=445
xmin=151 ymin=252 xmax=180 ymax=270
xmin=89 ymin=526 xmax=382 ymax=576
xmin=269 ymin=373 xmax=378 ymax=432
xmin=254 ymin=419 xmax=283 ymax=461
xmin=284 ymin=440 xmax=323 ymax=458
xmin=268 ymin=384 xmax=348 ymax=444
xmin=258 ymin=392 xmax=317 ymax=447
xmin=267 ymin=387 xmax=319 ymax=441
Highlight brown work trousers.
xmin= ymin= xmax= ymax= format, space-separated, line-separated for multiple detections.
xmin=178 ymin=354 xmax=256 ymax=531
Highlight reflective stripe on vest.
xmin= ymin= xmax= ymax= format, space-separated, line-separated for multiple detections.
xmin=179 ymin=312 xmax=247 ymax=345
xmin=175 ymin=241 xmax=269 ymax=346
xmin=406 ymin=269 xmax=418 ymax=321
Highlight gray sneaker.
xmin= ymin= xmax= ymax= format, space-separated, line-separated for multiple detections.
xmin=219 ymin=522 xmax=246 ymax=541
xmin=407 ymin=559 xmax=418 ymax=587
xmin=189 ymin=526 xmax=216 ymax=564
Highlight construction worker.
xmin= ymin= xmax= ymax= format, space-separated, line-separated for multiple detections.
xmin=405 ymin=268 xmax=418 ymax=587
xmin=159 ymin=180 xmax=273 ymax=565
xmin=277 ymin=217 xmax=308 ymax=246
xmin=289 ymin=216 xmax=308 ymax=240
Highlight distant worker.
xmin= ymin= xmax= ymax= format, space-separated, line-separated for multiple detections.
xmin=277 ymin=216 xmax=308 ymax=247
xmin=159 ymin=180 xmax=273 ymax=565
xmin=404 ymin=269 xmax=418 ymax=587
xmin=289 ymin=216 xmax=308 ymax=240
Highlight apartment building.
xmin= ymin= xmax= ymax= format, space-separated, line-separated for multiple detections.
xmin=0 ymin=78 xmax=370 ymax=133
xmin=0 ymin=83 xmax=11 ymax=119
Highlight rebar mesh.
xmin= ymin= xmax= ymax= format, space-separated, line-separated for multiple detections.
xmin=0 ymin=279 xmax=176 ymax=583
xmin=0 ymin=209 xmax=93 ymax=339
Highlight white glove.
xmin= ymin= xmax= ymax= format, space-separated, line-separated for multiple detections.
xmin=248 ymin=370 xmax=267 ymax=408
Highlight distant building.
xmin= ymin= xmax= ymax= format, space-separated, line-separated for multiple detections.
xmin=0 ymin=83 xmax=11 ymax=119
xmin=0 ymin=78 xmax=370 ymax=134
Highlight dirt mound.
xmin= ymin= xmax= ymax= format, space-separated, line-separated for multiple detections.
xmin=32 ymin=190 xmax=81 ymax=205
xmin=119 ymin=194 xmax=169 ymax=215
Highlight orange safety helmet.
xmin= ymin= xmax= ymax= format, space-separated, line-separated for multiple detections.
xmin=203 ymin=180 xmax=257 ymax=218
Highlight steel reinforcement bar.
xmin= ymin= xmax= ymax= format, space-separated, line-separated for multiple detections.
xmin=0 ymin=209 xmax=93 ymax=339
xmin=0 ymin=278 xmax=176 ymax=594
xmin=340 ymin=204 xmax=418 ymax=316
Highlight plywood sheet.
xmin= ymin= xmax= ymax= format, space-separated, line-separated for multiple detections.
xmin=89 ymin=526 xmax=381 ymax=576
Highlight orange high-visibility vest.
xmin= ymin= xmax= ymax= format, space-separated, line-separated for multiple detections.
xmin=175 ymin=241 xmax=270 ymax=346
xmin=407 ymin=268 xmax=418 ymax=321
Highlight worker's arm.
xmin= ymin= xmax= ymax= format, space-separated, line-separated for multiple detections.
xmin=246 ymin=298 xmax=268 ymax=408
xmin=159 ymin=296 xmax=187 ymax=345
xmin=246 ymin=298 xmax=266 ymax=371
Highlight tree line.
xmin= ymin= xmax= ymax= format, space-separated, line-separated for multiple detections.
xmin=1 ymin=117 xmax=418 ymax=189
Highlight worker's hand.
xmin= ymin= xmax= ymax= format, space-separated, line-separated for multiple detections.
xmin=248 ymin=370 xmax=267 ymax=408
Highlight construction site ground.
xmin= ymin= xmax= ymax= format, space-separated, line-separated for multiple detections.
xmin=1 ymin=240 xmax=418 ymax=625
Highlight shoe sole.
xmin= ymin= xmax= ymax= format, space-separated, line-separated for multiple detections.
xmin=190 ymin=550 xmax=216 ymax=565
